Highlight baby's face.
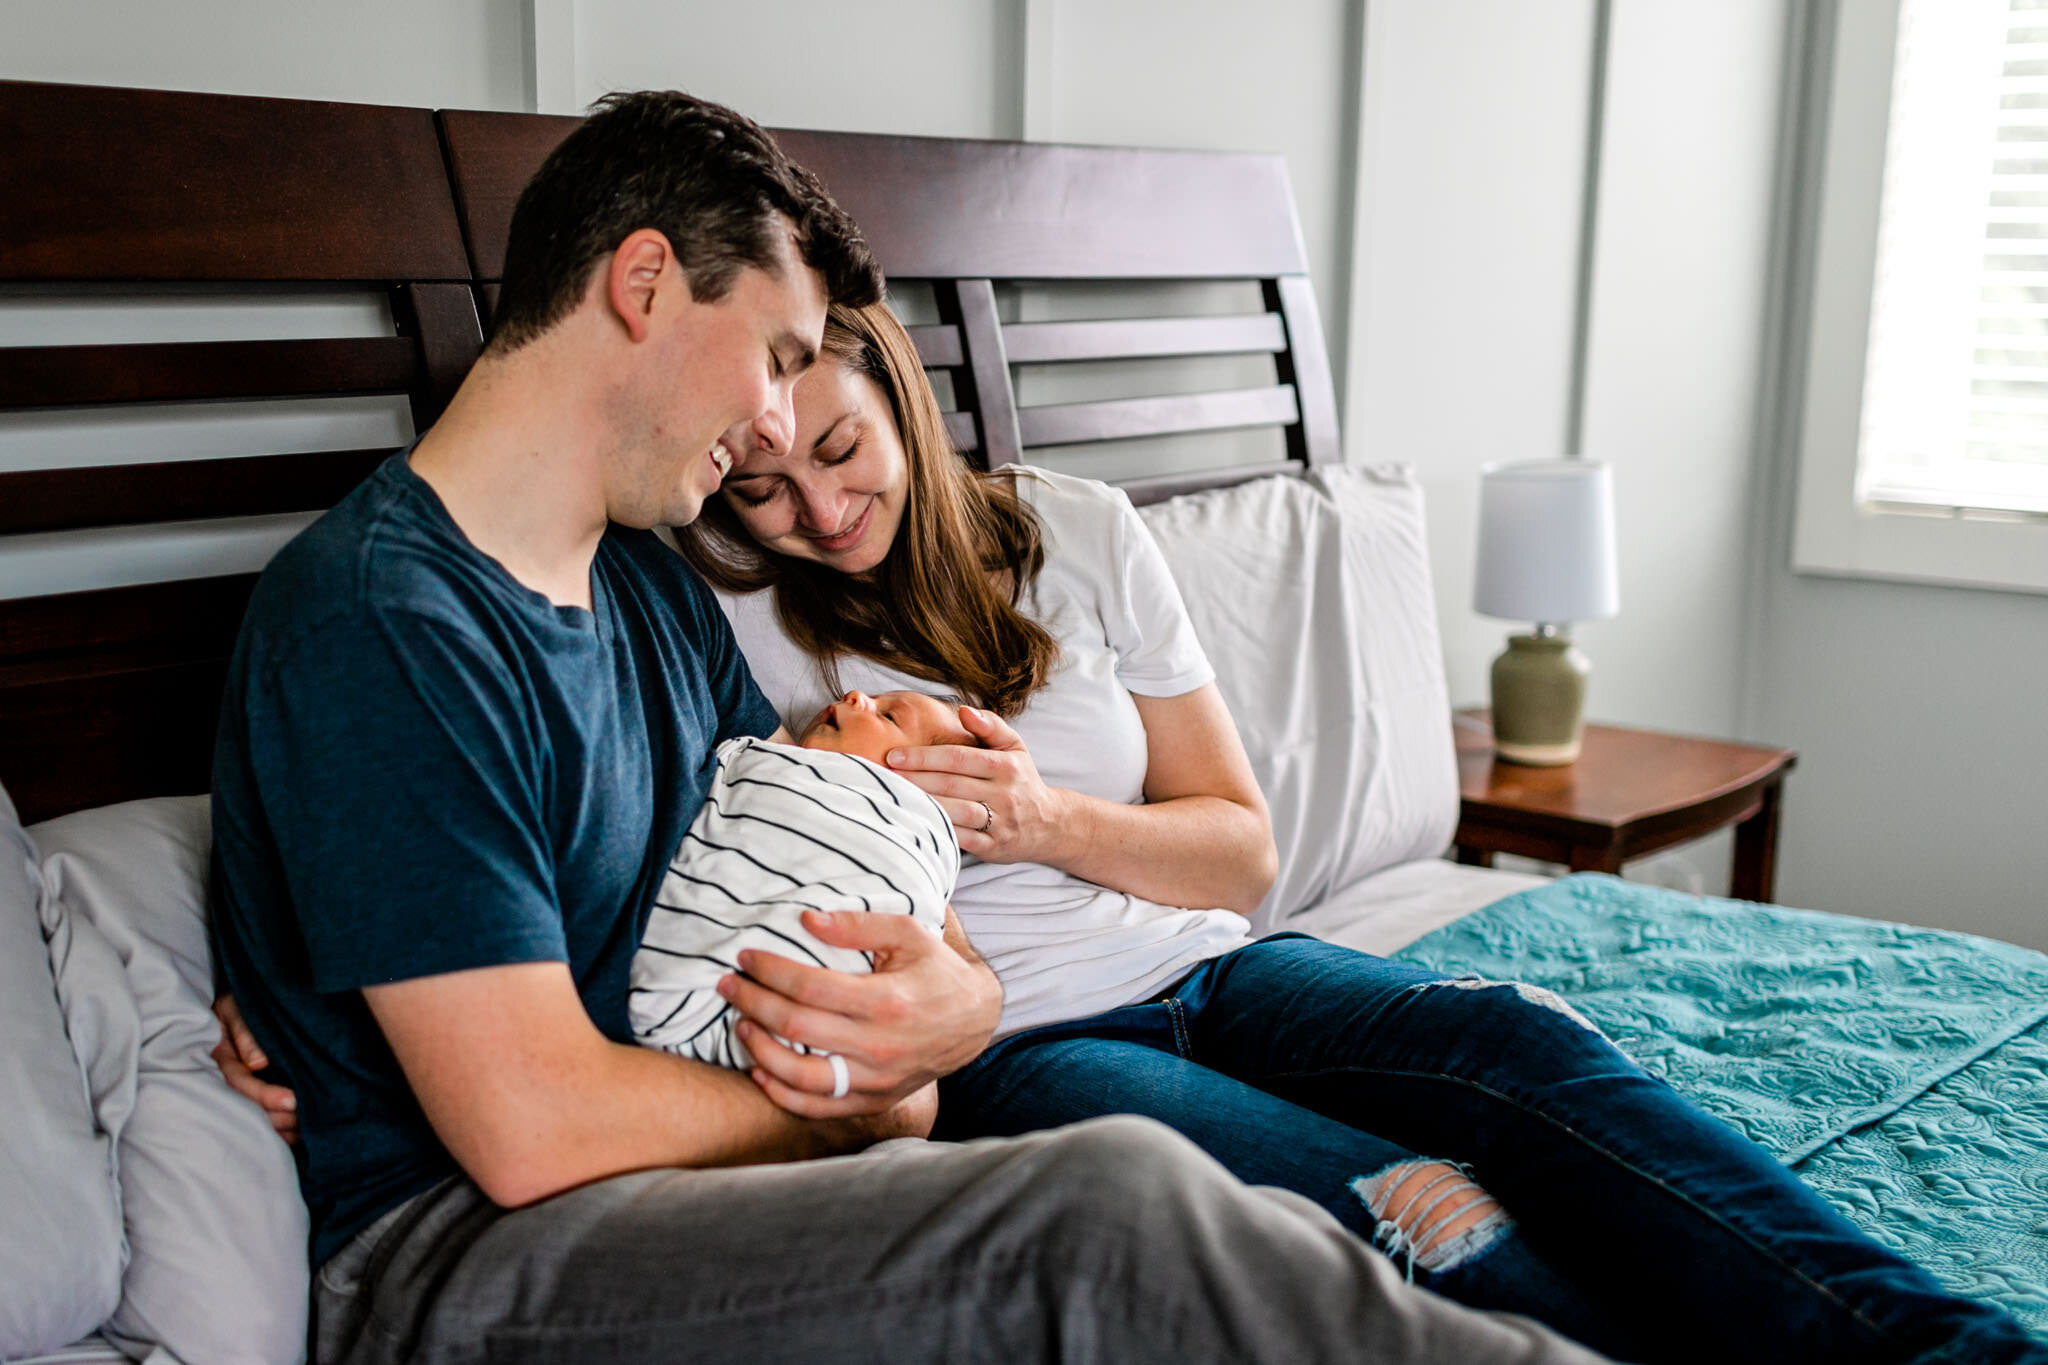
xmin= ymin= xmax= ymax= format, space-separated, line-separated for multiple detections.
xmin=798 ymin=690 xmax=976 ymax=764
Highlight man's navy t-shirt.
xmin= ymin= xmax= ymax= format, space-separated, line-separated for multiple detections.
xmin=209 ymin=452 xmax=779 ymax=1265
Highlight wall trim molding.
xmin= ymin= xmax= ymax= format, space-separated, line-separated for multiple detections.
xmin=1736 ymin=0 xmax=1829 ymax=738
xmin=1563 ymin=0 xmax=1612 ymax=459
xmin=526 ymin=0 xmax=577 ymax=115
xmin=1020 ymin=0 xmax=1058 ymax=141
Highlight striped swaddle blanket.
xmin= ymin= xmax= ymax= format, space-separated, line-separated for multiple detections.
xmin=629 ymin=735 xmax=958 ymax=1068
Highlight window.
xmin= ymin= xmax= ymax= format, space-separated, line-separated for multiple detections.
xmin=1795 ymin=0 xmax=2048 ymax=593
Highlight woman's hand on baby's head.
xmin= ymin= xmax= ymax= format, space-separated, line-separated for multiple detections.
xmin=885 ymin=706 xmax=1075 ymax=866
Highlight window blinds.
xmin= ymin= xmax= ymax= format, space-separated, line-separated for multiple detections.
xmin=1859 ymin=0 xmax=2048 ymax=516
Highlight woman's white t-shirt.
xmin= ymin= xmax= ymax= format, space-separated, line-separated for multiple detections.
xmin=714 ymin=466 xmax=1255 ymax=1036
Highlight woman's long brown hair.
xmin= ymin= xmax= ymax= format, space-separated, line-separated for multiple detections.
xmin=674 ymin=300 xmax=1060 ymax=718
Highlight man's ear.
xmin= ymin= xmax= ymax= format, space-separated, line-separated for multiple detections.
xmin=604 ymin=228 xmax=683 ymax=343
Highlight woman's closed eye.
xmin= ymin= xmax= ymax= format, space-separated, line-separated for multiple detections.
xmin=724 ymin=445 xmax=857 ymax=509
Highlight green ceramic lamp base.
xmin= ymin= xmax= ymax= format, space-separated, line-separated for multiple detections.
xmin=1489 ymin=630 xmax=1590 ymax=767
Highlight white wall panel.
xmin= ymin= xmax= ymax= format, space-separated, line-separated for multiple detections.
xmin=1345 ymin=0 xmax=1597 ymax=717
xmin=1572 ymin=2 xmax=1785 ymax=746
xmin=0 ymin=0 xmax=528 ymax=110
xmin=572 ymin=0 xmax=1020 ymax=138
xmin=1750 ymin=563 xmax=2048 ymax=947
xmin=1032 ymin=0 xmax=1355 ymax=364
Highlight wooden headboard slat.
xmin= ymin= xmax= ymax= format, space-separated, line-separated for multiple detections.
xmin=1003 ymin=315 xmax=1288 ymax=365
xmin=392 ymin=282 xmax=487 ymax=430
xmin=1018 ymin=386 xmax=1301 ymax=451
xmin=0 ymin=337 xmax=419 ymax=410
xmin=0 ymin=82 xmax=469 ymax=282
xmin=1 ymin=575 xmax=257 ymax=821
xmin=436 ymin=109 xmax=583 ymax=283
xmin=935 ymin=279 xmax=1020 ymax=471
xmin=3 ymin=662 xmax=229 ymax=821
xmin=0 ymin=576 xmax=253 ymax=663
xmin=942 ymin=412 xmax=980 ymax=454
xmin=1265 ymin=276 xmax=1342 ymax=469
xmin=768 ymin=130 xmax=1311 ymax=282
xmin=0 ymin=449 xmax=397 ymax=536
xmin=904 ymin=325 xmax=965 ymax=368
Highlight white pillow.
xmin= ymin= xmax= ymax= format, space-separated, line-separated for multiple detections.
xmin=1139 ymin=466 xmax=1458 ymax=933
xmin=0 ymin=782 xmax=130 ymax=1359
xmin=32 ymin=796 xmax=309 ymax=1365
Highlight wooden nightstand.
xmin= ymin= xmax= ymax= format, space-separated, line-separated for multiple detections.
xmin=1452 ymin=709 xmax=1799 ymax=902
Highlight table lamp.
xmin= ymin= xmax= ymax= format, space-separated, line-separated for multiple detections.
xmin=1473 ymin=460 xmax=1619 ymax=765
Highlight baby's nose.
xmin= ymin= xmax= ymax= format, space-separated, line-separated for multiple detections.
xmin=844 ymin=690 xmax=875 ymax=712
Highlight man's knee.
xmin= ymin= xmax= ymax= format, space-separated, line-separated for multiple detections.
xmin=1031 ymin=1114 xmax=1215 ymax=1193
xmin=1016 ymin=1115 xmax=1242 ymax=1243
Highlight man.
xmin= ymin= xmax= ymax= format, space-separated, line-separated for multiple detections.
xmin=210 ymin=90 xmax=1604 ymax=1365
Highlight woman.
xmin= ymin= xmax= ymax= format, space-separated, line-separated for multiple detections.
xmin=672 ymin=299 xmax=2043 ymax=1365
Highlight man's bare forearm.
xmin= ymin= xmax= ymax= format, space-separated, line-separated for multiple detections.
xmin=485 ymin=1040 xmax=918 ymax=1200
xmin=365 ymin=962 xmax=929 ymax=1210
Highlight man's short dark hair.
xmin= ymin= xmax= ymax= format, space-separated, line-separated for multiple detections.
xmin=488 ymin=90 xmax=882 ymax=352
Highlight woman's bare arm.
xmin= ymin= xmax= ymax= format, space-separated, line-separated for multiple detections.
xmin=890 ymin=684 xmax=1277 ymax=915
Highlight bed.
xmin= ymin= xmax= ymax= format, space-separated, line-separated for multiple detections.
xmin=1 ymin=78 xmax=2043 ymax=1362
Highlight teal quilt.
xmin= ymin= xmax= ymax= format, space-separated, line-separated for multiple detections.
xmin=1391 ymin=873 xmax=2048 ymax=1338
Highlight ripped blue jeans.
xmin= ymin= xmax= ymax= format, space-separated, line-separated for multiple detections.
xmin=935 ymin=934 xmax=2045 ymax=1365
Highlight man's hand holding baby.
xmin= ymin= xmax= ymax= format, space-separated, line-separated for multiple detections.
xmin=717 ymin=904 xmax=1001 ymax=1120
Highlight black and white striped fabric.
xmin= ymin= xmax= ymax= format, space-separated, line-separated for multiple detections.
xmin=629 ymin=736 xmax=958 ymax=1069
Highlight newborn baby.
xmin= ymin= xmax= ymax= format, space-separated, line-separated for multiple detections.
xmin=629 ymin=690 xmax=968 ymax=1072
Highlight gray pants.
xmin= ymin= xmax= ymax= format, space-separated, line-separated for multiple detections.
xmin=313 ymin=1116 xmax=1612 ymax=1365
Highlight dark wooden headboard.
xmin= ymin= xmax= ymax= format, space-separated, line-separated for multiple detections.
xmin=0 ymin=79 xmax=1339 ymax=824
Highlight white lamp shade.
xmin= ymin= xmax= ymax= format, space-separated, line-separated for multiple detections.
xmin=1473 ymin=460 xmax=1620 ymax=624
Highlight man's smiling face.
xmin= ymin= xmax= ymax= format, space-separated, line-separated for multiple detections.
xmin=607 ymin=226 xmax=827 ymax=530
